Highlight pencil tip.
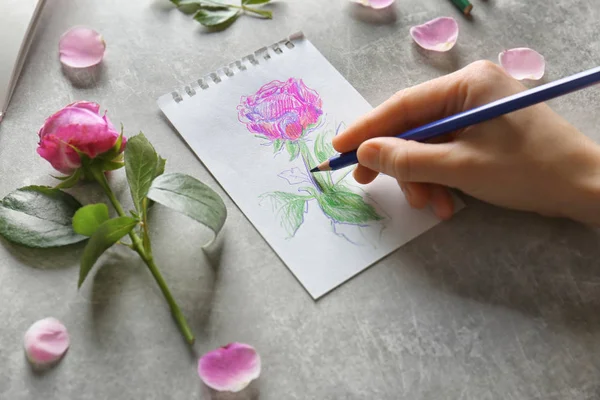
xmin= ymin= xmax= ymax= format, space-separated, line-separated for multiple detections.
xmin=310 ymin=167 xmax=320 ymax=173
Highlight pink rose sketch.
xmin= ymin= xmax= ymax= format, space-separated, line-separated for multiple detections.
xmin=237 ymin=78 xmax=384 ymax=242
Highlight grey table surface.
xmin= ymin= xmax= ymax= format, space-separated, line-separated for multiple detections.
xmin=2 ymin=0 xmax=600 ymax=399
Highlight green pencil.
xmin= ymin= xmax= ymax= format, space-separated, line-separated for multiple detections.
xmin=450 ymin=0 xmax=473 ymax=15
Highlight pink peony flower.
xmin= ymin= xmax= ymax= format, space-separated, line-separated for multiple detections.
xmin=36 ymin=101 xmax=126 ymax=175
xmin=237 ymin=78 xmax=323 ymax=141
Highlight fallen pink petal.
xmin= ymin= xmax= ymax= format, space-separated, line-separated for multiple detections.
xmin=59 ymin=26 xmax=106 ymax=68
xmin=498 ymin=48 xmax=545 ymax=80
xmin=198 ymin=343 xmax=261 ymax=392
xmin=410 ymin=17 xmax=459 ymax=52
xmin=24 ymin=317 xmax=70 ymax=367
xmin=351 ymin=0 xmax=395 ymax=9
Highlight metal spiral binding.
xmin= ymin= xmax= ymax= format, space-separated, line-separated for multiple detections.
xmin=170 ymin=31 xmax=304 ymax=104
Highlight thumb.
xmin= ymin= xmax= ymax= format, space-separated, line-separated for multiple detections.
xmin=356 ymin=137 xmax=460 ymax=185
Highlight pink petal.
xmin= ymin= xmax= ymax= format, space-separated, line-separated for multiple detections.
xmin=38 ymin=102 xmax=105 ymax=139
xmin=59 ymin=27 xmax=106 ymax=68
xmin=410 ymin=17 xmax=459 ymax=52
xmin=69 ymin=101 xmax=101 ymax=114
xmin=368 ymin=0 xmax=395 ymax=8
xmin=198 ymin=343 xmax=261 ymax=392
xmin=498 ymin=48 xmax=545 ymax=80
xmin=351 ymin=0 xmax=395 ymax=9
xmin=24 ymin=317 xmax=70 ymax=367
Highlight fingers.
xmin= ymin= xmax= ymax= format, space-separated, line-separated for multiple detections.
xmin=353 ymin=165 xmax=378 ymax=184
xmin=400 ymin=182 xmax=431 ymax=209
xmin=332 ymin=68 xmax=466 ymax=154
xmin=429 ymin=185 xmax=454 ymax=219
xmin=356 ymin=136 xmax=460 ymax=186
xmin=400 ymin=182 xmax=455 ymax=219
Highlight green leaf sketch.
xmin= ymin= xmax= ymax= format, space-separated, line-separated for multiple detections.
xmin=273 ymin=139 xmax=284 ymax=153
xmin=314 ymin=128 xmax=336 ymax=164
xmin=313 ymin=187 xmax=383 ymax=225
xmin=259 ymin=192 xmax=308 ymax=237
xmin=286 ymin=140 xmax=300 ymax=161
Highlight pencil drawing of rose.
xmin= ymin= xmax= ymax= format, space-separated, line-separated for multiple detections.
xmin=238 ymin=78 xmax=383 ymax=243
xmin=237 ymin=78 xmax=323 ymax=142
xmin=37 ymin=101 xmax=126 ymax=175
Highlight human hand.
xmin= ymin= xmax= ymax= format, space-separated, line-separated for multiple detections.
xmin=332 ymin=60 xmax=600 ymax=226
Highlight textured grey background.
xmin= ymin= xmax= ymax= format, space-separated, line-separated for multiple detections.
xmin=1 ymin=0 xmax=600 ymax=399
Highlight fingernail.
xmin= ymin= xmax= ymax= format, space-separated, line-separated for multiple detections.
xmin=358 ymin=144 xmax=380 ymax=169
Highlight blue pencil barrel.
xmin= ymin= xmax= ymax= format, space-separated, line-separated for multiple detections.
xmin=325 ymin=66 xmax=600 ymax=171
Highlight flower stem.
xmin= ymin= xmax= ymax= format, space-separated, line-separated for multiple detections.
xmin=298 ymin=140 xmax=330 ymax=191
xmin=141 ymin=254 xmax=195 ymax=343
xmin=92 ymin=171 xmax=195 ymax=345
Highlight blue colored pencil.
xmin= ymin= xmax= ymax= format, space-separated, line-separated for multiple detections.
xmin=311 ymin=66 xmax=600 ymax=172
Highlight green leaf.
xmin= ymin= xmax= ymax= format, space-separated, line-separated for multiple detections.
xmin=314 ymin=188 xmax=382 ymax=224
xmin=243 ymin=0 xmax=271 ymax=4
xmin=146 ymin=156 xmax=167 ymax=210
xmin=97 ymin=159 xmax=125 ymax=172
xmin=72 ymin=204 xmax=110 ymax=236
xmin=155 ymin=156 xmax=167 ymax=179
xmin=273 ymin=139 xmax=284 ymax=153
xmin=51 ymin=174 xmax=71 ymax=181
xmin=175 ymin=0 xmax=202 ymax=13
xmin=244 ymin=8 xmax=272 ymax=18
xmin=260 ymin=191 xmax=308 ymax=237
xmin=124 ymin=133 xmax=159 ymax=213
xmin=194 ymin=8 xmax=240 ymax=28
xmin=97 ymin=131 xmax=125 ymax=161
xmin=54 ymin=169 xmax=82 ymax=189
xmin=0 ymin=186 xmax=85 ymax=248
xmin=147 ymin=173 xmax=227 ymax=237
xmin=286 ymin=141 xmax=300 ymax=161
xmin=314 ymin=130 xmax=336 ymax=164
xmin=78 ymin=216 xmax=138 ymax=287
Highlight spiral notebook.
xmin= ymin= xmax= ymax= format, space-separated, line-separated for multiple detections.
xmin=157 ymin=32 xmax=464 ymax=299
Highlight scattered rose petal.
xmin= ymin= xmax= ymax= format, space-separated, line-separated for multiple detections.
xmin=410 ymin=17 xmax=459 ymax=52
xmin=498 ymin=48 xmax=545 ymax=80
xmin=351 ymin=0 xmax=395 ymax=9
xmin=24 ymin=317 xmax=70 ymax=367
xmin=59 ymin=26 xmax=106 ymax=68
xmin=198 ymin=343 xmax=261 ymax=392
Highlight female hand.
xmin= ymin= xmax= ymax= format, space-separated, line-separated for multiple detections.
xmin=333 ymin=60 xmax=600 ymax=226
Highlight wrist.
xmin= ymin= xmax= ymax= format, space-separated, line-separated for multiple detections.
xmin=563 ymin=144 xmax=600 ymax=227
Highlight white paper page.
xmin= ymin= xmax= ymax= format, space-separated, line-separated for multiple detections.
xmin=0 ymin=0 xmax=46 ymax=120
xmin=158 ymin=34 xmax=464 ymax=299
